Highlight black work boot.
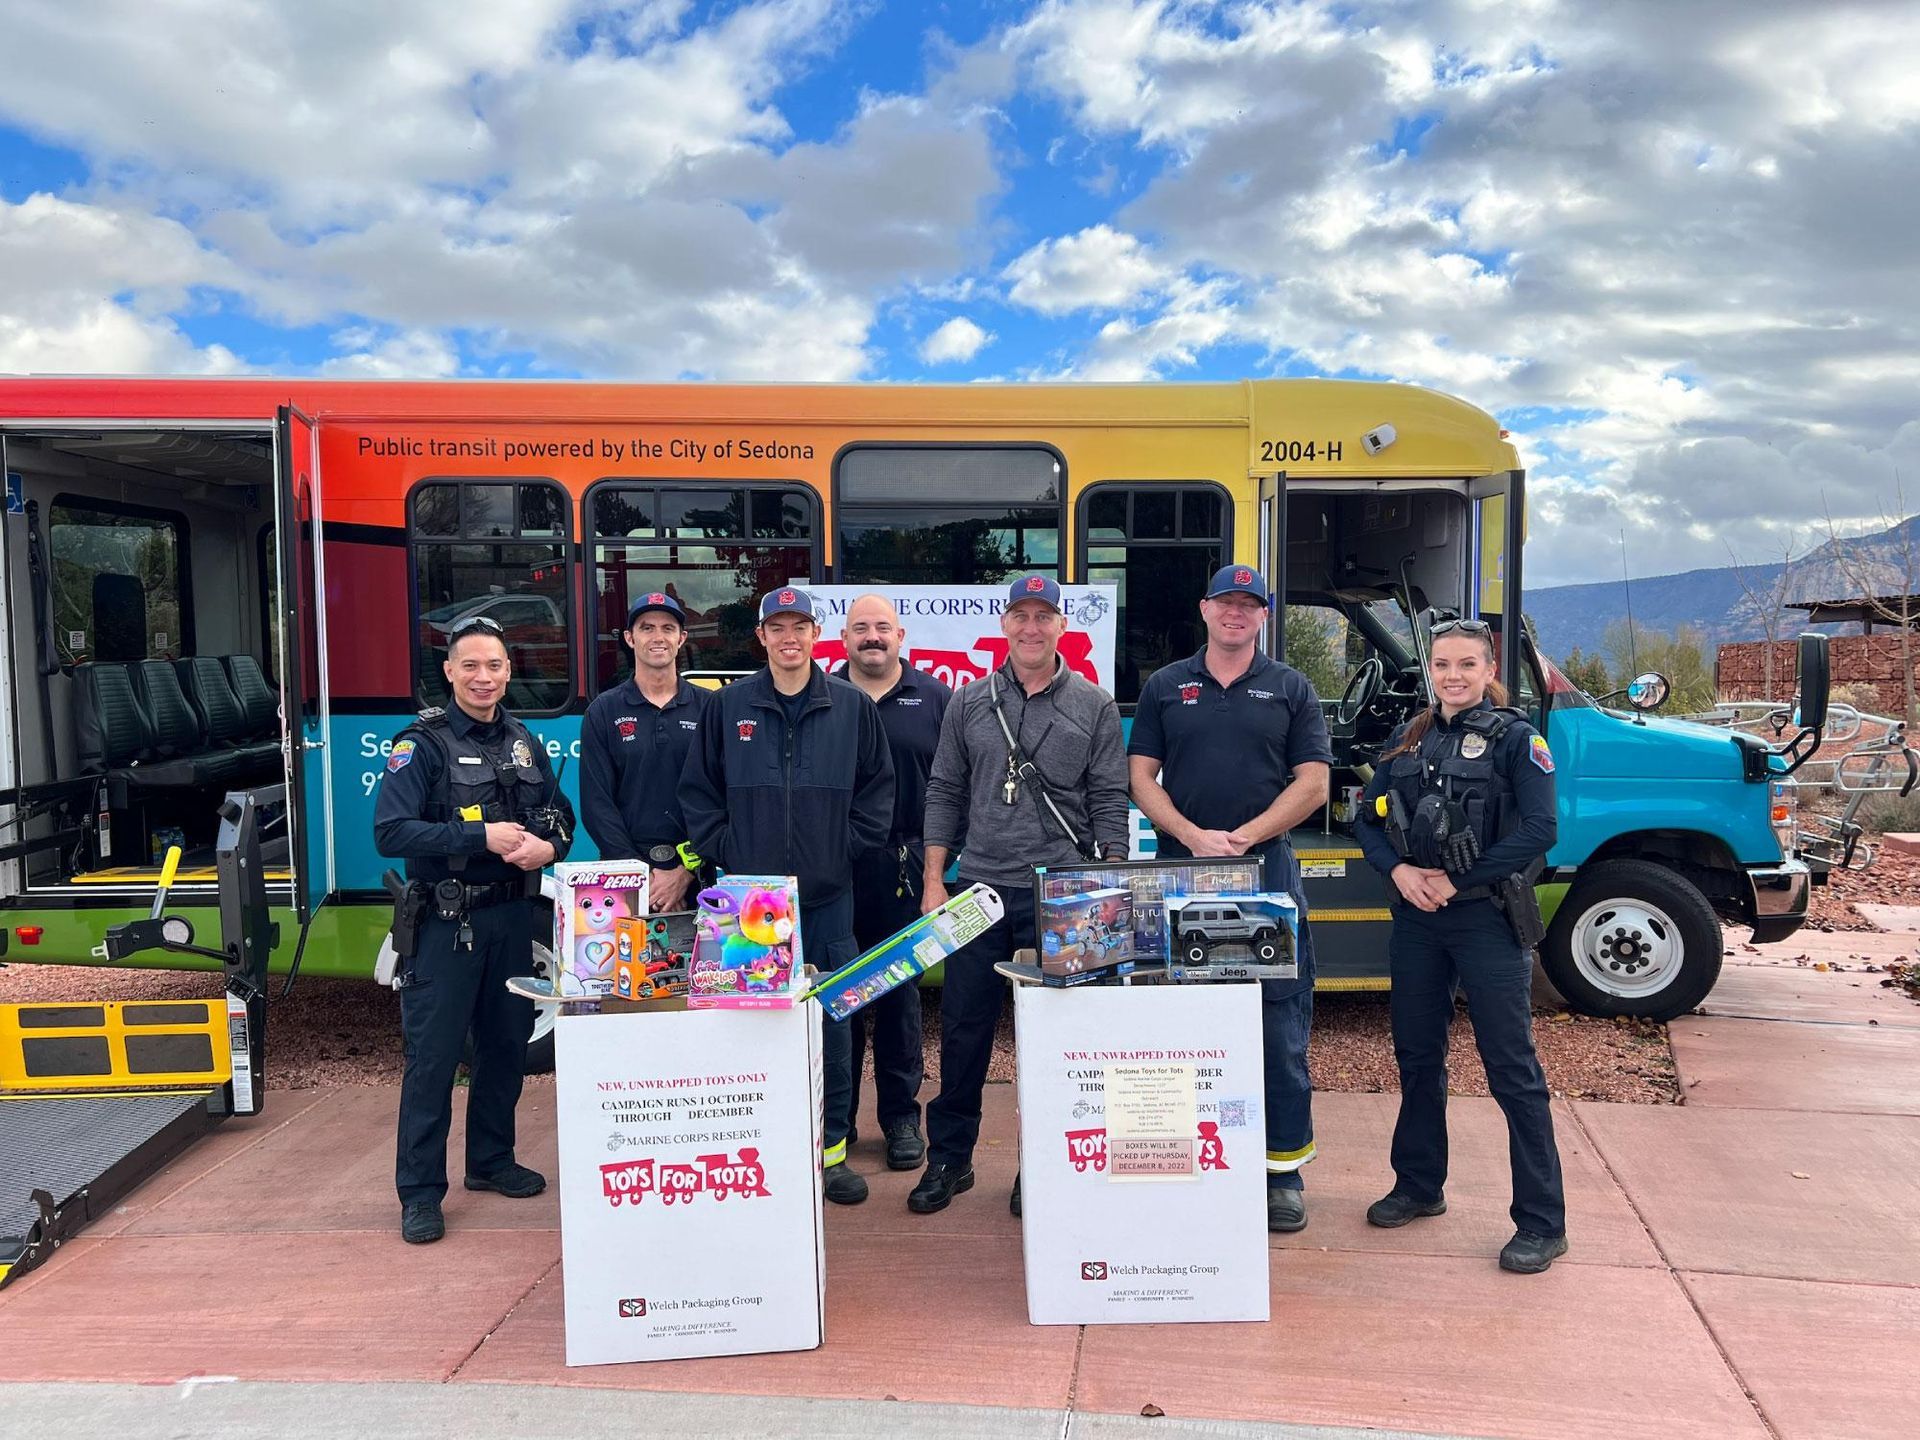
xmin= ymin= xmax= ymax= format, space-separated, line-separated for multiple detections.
xmin=1266 ymin=1183 xmax=1307 ymax=1233
xmin=464 ymin=1163 xmax=547 ymax=1198
xmin=1366 ymin=1190 xmax=1448 ymax=1228
xmin=884 ymin=1118 xmax=927 ymax=1171
xmin=823 ymin=1163 xmax=870 ymax=1206
xmin=1499 ymin=1230 xmax=1569 ymax=1273
xmin=400 ymin=1200 xmax=445 ymax=1245
xmin=907 ymin=1162 xmax=975 ymax=1214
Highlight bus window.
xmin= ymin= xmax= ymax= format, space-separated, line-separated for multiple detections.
xmin=588 ymin=483 xmax=816 ymax=688
xmin=835 ymin=446 xmax=1063 ymax=586
xmin=50 ymin=496 xmax=193 ymax=664
xmin=409 ymin=479 xmax=573 ymax=714
xmin=1078 ymin=483 xmax=1229 ymax=704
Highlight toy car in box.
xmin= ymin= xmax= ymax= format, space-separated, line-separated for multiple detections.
xmin=1037 ymin=887 xmax=1135 ymax=987
xmin=1163 ymin=893 xmax=1299 ymax=981
xmin=613 ymin=912 xmax=696 ymax=1000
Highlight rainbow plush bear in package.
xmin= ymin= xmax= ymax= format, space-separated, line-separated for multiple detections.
xmin=688 ymin=875 xmax=804 ymax=1008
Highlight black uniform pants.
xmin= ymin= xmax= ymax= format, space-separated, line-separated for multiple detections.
xmin=926 ymin=883 xmax=1031 ymax=1169
xmin=396 ymin=900 xmax=536 ymax=1206
xmin=850 ymin=854 xmax=926 ymax=1131
xmin=805 ymin=889 xmax=860 ymax=1167
xmin=1387 ymin=898 xmax=1565 ymax=1237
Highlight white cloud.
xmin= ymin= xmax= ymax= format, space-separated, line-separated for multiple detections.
xmin=920 ymin=316 xmax=992 ymax=364
xmin=321 ymin=327 xmax=461 ymax=379
xmin=1003 ymin=224 xmax=1164 ymax=314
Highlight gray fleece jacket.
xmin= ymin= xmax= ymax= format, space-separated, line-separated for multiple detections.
xmin=923 ymin=657 xmax=1130 ymax=889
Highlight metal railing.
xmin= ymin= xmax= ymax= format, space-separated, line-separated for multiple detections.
xmin=1684 ymin=702 xmax=1919 ymax=871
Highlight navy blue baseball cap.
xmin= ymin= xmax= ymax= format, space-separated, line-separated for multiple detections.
xmin=1005 ymin=574 xmax=1063 ymax=612
xmin=625 ymin=590 xmax=686 ymax=626
xmin=757 ymin=586 xmax=818 ymax=624
xmin=1205 ymin=564 xmax=1270 ymax=606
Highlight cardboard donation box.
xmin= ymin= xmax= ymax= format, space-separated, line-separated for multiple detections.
xmin=554 ymin=1003 xmax=826 ymax=1365
xmin=1015 ymin=983 xmax=1269 ymax=1325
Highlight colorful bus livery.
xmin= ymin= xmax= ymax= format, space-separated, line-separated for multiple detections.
xmin=0 ymin=376 xmax=1821 ymax=1037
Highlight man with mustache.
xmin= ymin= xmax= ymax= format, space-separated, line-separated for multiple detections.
xmin=839 ymin=593 xmax=951 ymax=1171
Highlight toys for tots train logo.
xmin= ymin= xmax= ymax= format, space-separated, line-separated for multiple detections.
xmin=600 ymin=1148 xmax=770 ymax=1207
xmin=1063 ymin=1123 xmax=1230 ymax=1172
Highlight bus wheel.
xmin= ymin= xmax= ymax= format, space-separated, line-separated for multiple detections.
xmin=1540 ymin=859 xmax=1721 ymax=1022
xmin=461 ymin=940 xmax=558 ymax=1075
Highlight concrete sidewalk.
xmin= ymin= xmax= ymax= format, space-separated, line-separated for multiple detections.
xmin=2 ymin=926 xmax=1916 ymax=1440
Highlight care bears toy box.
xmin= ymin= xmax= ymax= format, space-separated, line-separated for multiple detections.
xmin=689 ymin=875 xmax=805 ymax=1009
xmin=552 ymin=861 xmax=652 ymax=998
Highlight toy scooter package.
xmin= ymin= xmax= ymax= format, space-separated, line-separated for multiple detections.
xmin=807 ymin=882 xmax=1004 ymax=1021
xmin=688 ymin=875 xmax=806 ymax=1008
xmin=1037 ymin=887 xmax=1135 ymax=987
xmin=552 ymin=861 xmax=652 ymax=997
xmin=1163 ymin=892 xmax=1300 ymax=981
xmin=613 ymin=912 xmax=696 ymax=1000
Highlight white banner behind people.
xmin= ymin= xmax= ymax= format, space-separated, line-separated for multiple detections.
xmin=797 ymin=583 xmax=1119 ymax=692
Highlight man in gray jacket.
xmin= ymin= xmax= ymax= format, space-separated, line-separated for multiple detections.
xmin=909 ymin=574 xmax=1131 ymax=1216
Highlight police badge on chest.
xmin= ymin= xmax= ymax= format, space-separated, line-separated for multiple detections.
xmin=1460 ymin=733 xmax=1489 ymax=759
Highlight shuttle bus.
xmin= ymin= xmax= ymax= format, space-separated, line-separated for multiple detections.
xmin=0 ymin=376 xmax=1818 ymax=1061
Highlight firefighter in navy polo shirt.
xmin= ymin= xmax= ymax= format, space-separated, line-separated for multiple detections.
xmin=1128 ymin=564 xmax=1332 ymax=1233
xmin=579 ymin=590 xmax=709 ymax=907
xmin=839 ymin=593 xmax=952 ymax=1171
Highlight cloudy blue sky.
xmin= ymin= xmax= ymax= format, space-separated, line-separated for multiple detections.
xmin=2 ymin=0 xmax=1916 ymax=585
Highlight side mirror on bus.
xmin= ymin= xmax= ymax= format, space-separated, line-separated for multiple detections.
xmin=1795 ymin=632 xmax=1830 ymax=732
xmin=1626 ymin=672 xmax=1670 ymax=712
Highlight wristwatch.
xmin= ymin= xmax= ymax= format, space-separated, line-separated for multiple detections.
xmin=646 ymin=844 xmax=679 ymax=867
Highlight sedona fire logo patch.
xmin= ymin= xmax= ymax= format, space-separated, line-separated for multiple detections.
xmin=1178 ymin=682 xmax=1202 ymax=705
xmin=736 ymin=719 xmax=757 ymax=742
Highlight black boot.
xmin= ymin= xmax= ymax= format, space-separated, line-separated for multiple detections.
xmin=1499 ymin=1230 xmax=1569 ymax=1273
xmin=907 ymin=1162 xmax=975 ymax=1214
xmin=1366 ymin=1190 xmax=1447 ymax=1228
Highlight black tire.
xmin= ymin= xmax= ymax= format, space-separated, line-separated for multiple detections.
xmin=1540 ymin=858 xmax=1722 ymax=1021
xmin=1252 ymin=929 xmax=1279 ymax=963
xmin=1183 ymin=939 xmax=1210 ymax=965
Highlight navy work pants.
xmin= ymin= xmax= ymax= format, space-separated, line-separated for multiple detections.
xmin=805 ymin=889 xmax=859 ymax=1167
xmin=925 ymin=883 xmax=1032 ymax=1168
xmin=1255 ymin=838 xmax=1317 ymax=1190
xmin=396 ymin=900 xmax=535 ymax=1205
xmin=1387 ymin=898 xmax=1565 ymax=1236
xmin=850 ymin=854 xmax=925 ymax=1131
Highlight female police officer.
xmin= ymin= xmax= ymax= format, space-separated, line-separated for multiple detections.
xmin=374 ymin=615 xmax=575 ymax=1245
xmin=1352 ymin=619 xmax=1567 ymax=1273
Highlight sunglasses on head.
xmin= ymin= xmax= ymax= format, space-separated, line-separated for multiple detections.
xmin=1430 ymin=618 xmax=1492 ymax=637
xmin=448 ymin=615 xmax=505 ymax=640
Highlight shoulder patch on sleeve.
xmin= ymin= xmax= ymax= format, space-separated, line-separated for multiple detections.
xmin=386 ymin=739 xmax=416 ymax=773
xmin=1528 ymin=734 xmax=1555 ymax=774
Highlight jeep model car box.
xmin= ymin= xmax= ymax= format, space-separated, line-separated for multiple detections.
xmin=555 ymin=1003 xmax=826 ymax=1364
xmin=1164 ymin=893 xmax=1300 ymax=981
xmin=1014 ymin=982 xmax=1268 ymax=1325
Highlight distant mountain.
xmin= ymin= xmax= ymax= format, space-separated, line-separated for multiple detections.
xmin=1526 ymin=515 xmax=1920 ymax=663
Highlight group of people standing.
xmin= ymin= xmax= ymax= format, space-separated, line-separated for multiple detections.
xmin=375 ymin=565 xmax=1571 ymax=1275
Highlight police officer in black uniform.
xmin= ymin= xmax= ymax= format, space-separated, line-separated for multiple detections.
xmin=1353 ymin=617 xmax=1567 ymax=1273
xmin=580 ymin=591 xmax=709 ymax=908
xmin=840 ymin=593 xmax=951 ymax=1171
xmin=375 ymin=615 xmax=575 ymax=1246
xmin=1128 ymin=564 xmax=1331 ymax=1233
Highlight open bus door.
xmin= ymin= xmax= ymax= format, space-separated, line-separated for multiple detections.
xmin=274 ymin=407 xmax=332 ymax=924
xmin=1258 ymin=471 xmax=1285 ymax=656
xmin=1468 ymin=469 xmax=1528 ymax=696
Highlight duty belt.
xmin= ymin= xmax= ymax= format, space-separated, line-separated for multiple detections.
xmin=433 ymin=878 xmax=529 ymax=914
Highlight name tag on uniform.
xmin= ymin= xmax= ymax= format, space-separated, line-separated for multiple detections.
xmin=456 ymin=756 xmax=485 ymax=765
xmin=459 ymin=805 xmax=484 ymax=821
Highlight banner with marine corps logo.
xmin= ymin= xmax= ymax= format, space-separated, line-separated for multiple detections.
xmin=794 ymin=583 xmax=1120 ymax=692
xmin=555 ymin=1005 xmax=825 ymax=1365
